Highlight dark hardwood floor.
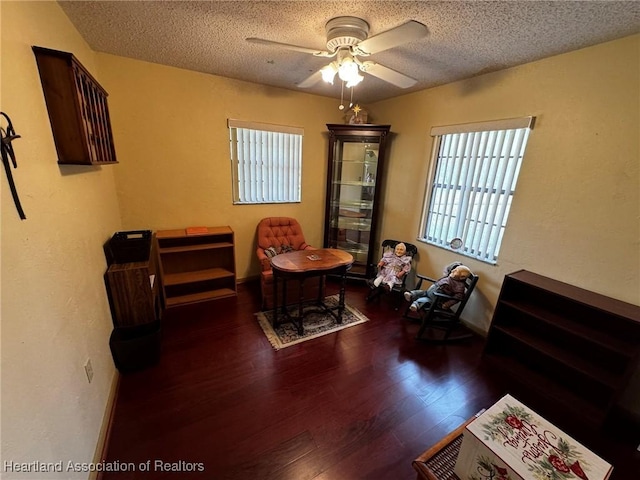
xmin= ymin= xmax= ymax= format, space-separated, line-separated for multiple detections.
xmin=102 ymin=281 xmax=639 ymax=480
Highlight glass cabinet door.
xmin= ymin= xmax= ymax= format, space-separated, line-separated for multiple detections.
xmin=324 ymin=124 xmax=391 ymax=279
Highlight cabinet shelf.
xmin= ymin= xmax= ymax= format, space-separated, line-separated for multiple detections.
xmin=163 ymin=268 xmax=235 ymax=286
xmin=492 ymin=324 xmax=622 ymax=389
xmin=164 ymin=288 xmax=236 ymax=307
xmin=332 ymin=200 xmax=374 ymax=210
xmin=333 ymin=180 xmax=376 ymax=187
xmin=483 ymin=352 xmax=607 ymax=427
xmin=337 ymin=242 xmax=369 ymax=253
xmin=158 ymin=242 xmax=234 ymax=254
xmin=324 ymin=124 xmax=391 ymax=280
xmin=333 ymin=217 xmax=372 ymax=230
xmin=483 ymin=270 xmax=640 ymax=429
xmin=155 ymin=226 xmax=236 ymax=308
xmin=499 ymin=299 xmax=635 ymax=357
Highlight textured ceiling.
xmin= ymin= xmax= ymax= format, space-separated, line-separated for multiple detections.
xmin=58 ymin=1 xmax=640 ymax=104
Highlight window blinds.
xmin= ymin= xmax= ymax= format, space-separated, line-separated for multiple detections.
xmin=228 ymin=120 xmax=303 ymax=204
xmin=421 ymin=117 xmax=534 ymax=263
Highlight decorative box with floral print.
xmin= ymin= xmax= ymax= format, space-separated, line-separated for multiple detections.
xmin=454 ymin=394 xmax=612 ymax=480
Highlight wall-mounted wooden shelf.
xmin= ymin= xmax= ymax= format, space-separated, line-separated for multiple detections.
xmin=33 ymin=46 xmax=117 ymax=165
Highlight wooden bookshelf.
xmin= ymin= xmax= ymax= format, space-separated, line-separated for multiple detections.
xmin=483 ymin=270 xmax=640 ymax=429
xmin=155 ymin=226 xmax=237 ymax=308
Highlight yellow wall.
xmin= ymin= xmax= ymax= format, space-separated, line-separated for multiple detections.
xmin=372 ymin=35 xmax=640 ymax=414
xmin=1 ymin=1 xmax=122 ymax=477
xmin=373 ymin=34 xmax=640 ymax=332
xmin=97 ymin=54 xmax=343 ymax=280
xmin=2 ymin=0 xmax=639 ymax=474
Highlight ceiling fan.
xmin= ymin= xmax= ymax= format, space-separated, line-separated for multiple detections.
xmin=247 ymin=16 xmax=428 ymax=90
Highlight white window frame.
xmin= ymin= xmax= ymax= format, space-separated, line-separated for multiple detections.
xmin=418 ymin=117 xmax=535 ymax=265
xmin=228 ymin=119 xmax=303 ymax=204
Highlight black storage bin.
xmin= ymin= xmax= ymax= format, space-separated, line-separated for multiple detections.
xmin=105 ymin=230 xmax=152 ymax=265
xmin=109 ymin=321 xmax=161 ymax=373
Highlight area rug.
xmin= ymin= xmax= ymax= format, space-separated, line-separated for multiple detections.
xmin=255 ymin=294 xmax=369 ymax=350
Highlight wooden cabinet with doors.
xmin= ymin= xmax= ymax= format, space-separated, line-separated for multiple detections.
xmin=324 ymin=124 xmax=391 ymax=280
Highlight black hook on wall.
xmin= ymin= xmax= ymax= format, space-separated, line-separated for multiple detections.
xmin=1 ymin=112 xmax=26 ymax=220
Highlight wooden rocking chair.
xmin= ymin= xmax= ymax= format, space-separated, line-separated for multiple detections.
xmin=365 ymin=239 xmax=418 ymax=310
xmin=406 ymin=272 xmax=479 ymax=342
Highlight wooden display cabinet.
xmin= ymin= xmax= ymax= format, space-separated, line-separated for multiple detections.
xmin=483 ymin=269 xmax=640 ymax=429
xmin=155 ymin=227 xmax=237 ymax=308
xmin=324 ymin=124 xmax=391 ymax=279
xmin=33 ymin=46 xmax=117 ymax=165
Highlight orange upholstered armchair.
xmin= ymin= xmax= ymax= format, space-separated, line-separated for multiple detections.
xmin=256 ymin=217 xmax=323 ymax=310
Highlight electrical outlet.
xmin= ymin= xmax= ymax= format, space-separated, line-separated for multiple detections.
xmin=84 ymin=359 xmax=94 ymax=383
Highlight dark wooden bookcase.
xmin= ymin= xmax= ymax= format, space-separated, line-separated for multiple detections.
xmin=483 ymin=270 xmax=640 ymax=429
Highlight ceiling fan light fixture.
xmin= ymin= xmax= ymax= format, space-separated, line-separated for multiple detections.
xmin=345 ymin=73 xmax=364 ymax=88
xmin=320 ymin=62 xmax=338 ymax=84
xmin=338 ymin=56 xmax=359 ymax=82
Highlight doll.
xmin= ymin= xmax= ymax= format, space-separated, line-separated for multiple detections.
xmin=404 ymin=262 xmax=472 ymax=312
xmin=370 ymin=243 xmax=412 ymax=291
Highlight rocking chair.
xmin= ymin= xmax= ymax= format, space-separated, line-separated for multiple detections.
xmin=406 ymin=271 xmax=479 ymax=342
xmin=365 ymin=239 xmax=418 ymax=310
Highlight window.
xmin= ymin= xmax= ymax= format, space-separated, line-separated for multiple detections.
xmin=418 ymin=117 xmax=534 ymax=264
xmin=228 ymin=119 xmax=303 ymax=204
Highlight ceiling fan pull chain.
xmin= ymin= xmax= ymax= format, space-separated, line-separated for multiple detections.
xmin=339 ymin=81 xmax=345 ymax=110
xmin=349 ymin=86 xmax=354 ymax=108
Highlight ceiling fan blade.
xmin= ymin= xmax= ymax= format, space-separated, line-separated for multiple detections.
xmin=297 ymin=70 xmax=323 ymax=88
xmin=354 ymin=20 xmax=428 ymax=55
xmin=246 ymin=37 xmax=333 ymax=57
xmin=361 ymin=61 xmax=418 ymax=88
